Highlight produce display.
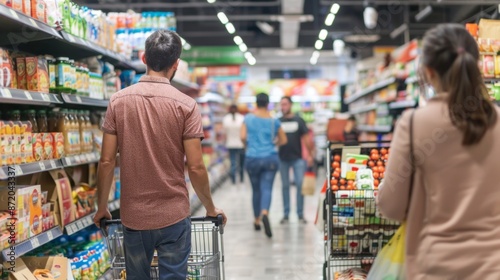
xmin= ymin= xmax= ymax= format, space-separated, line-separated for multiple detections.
xmin=335 ymin=268 xmax=368 ymax=280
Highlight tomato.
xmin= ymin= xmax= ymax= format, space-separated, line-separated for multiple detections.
xmin=333 ymin=171 xmax=340 ymax=178
xmin=335 ymin=167 xmax=341 ymax=173
xmin=348 ymin=158 xmax=356 ymax=164
xmin=340 ymin=185 xmax=346 ymax=190
xmin=334 ymin=155 xmax=341 ymax=162
xmin=371 ymin=153 xmax=380 ymax=161
xmin=331 ymin=179 xmax=338 ymax=185
xmin=347 ymin=185 xmax=355 ymax=190
xmin=380 ymin=148 xmax=388 ymax=155
xmin=378 ymin=166 xmax=385 ymax=173
xmin=332 ymin=185 xmax=339 ymax=191
xmin=347 ymin=180 xmax=354 ymax=186
xmin=339 ymin=179 xmax=346 ymax=185
xmin=379 ymin=172 xmax=384 ymax=179
xmin=372 ymin=166 xmax=379 ymax=173
xmin=371 ymin=149 xmax=379 ymax=155
xmin=384 ymin=154 xmax=389 ymax=160
xmin=374 ymin=179 xmax=380 ymax=187
xmin=376 ymin=161 xmax=383 ymax=167
xmin=373 ymin=172 xmax=380 ymax=179
xmin=362 ymin=160 xmax=368 ymax=165
xmin=368 ymin=161 xmax=375 ymax=167
xmin=332 ymin=161 xmax=340 ymax=168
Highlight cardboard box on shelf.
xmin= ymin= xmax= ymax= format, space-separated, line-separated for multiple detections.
xmin=7 ymin=256 xmax=70 ymax=280
xmin=0 ymin=49 xmax=15 ymax=88
xmin=22 ymin=0 xmax=31 ymax=16
xmin=39 ymin=170 xmax=75 ymax=228
xmin=32 ymin=133 xmax=44 ymax=161
xmin=26 ymin=57 xmax=49 ymax=93
xmin=11 ymin=0 xmax=23 ymax=12
xmin=31 ymin=0 xmax=46 ymax=23
xmin=42 ymin=133 xmax=53 ymax=160
xmin=5 ymin=258 xmax=38 ymax=280
xmin=0 ymin=185 xmax=43 ymax=238
xmin=16 ymin=57 xmax=27 ymax=90
xmin=51 ymin=132 xmax=64 ymax=159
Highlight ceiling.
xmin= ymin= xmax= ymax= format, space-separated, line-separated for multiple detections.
xmin=77 ymin=0 xmax=500 ymax=58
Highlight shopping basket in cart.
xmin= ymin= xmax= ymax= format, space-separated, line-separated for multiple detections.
xmin=100 ymin=216 xmax=225 ymax=280
xmin=323 ymin=141 xmax=400 ymax=279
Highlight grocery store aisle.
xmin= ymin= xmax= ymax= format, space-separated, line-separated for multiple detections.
xmin=195 ymin=170 xmax=326 ymax=280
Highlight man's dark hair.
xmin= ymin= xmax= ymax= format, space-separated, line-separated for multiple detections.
xmin=281 ymin=96 xmax=293 ymax=104
xmin=256 ymin=93 xmax=269 ymax=108
xmin=145 ymin=30 xmax=182 ymax=72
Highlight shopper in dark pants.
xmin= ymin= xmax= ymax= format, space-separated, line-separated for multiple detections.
xmin=93 ymin=30 xmax=226 ymax=280
xmin=241 ymin=93 xmax=287 ymax=238
xmin=278 ymin=97 xmax=315 ymax=224
xmin=223 ymin=104 xmax=245 ymax=186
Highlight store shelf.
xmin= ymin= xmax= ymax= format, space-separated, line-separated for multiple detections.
xmin=389 ymin=99 xmax=417 ymax=109
xmin=405 ymin=76 xmax=419 ymax=85
xmin=348 ymin=103 xmax=377 ymax=115
xmin=64 ymin=200 xmax=120 ymax=235
xmin=61 ymin=152 xmax=100 ymax=168
xmin=172 ymin=79 xmax=200 ymax=95
xmin=345 ymin=77 xmax=396 ymax=104
xmin=357 ymin=125 xmax=392 ymax=133
xmin=1 ymin=227 xmax=63 ymax=261
xmin=0 ymin=88 xmax=63 ymax=106
xmin=0 ymin=5 xmax=62 ymax=45
xmin=98 ymin=269 xmax=114 ymax=280
xmin=60 ymin=94 xmax=109 ymax=108
xmin=0 ymin=159 xmax=63 ymax=180
xmin=484 ymin=78 xmax=500 ymax=84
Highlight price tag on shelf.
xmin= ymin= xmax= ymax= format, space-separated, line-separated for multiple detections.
xmin=114 ymin=200 xmax=120 ymax=209
xmin=24 ymin=91 xmax=33 ymax=100
xmin=47 ymin=230 xmax=53 ymax=240
xmin=85 ymin=216 xmax=93 ymax=226
xmin=50 ymin=160 xmax=57 ymax=169
xmin=85 ymin=154 xmax=92 ymax=162
xmin=77 ymin=219 xmax=85 ymax=229
xmin=29 ymin=18 xmax=38 ymax=28
xmin=9 ymin=9 xmax=19 ymax=20
xmin=30 ymin=237 xmax=40 ymax=248
xmin=38 ymin=161 xmax=46 ymax=171
xmin=65 ymin=157 xmax=72 ymax=166
xmin=76 ymin=96 xmax=82 ymax=103
xmin=2 ymin=88 xmax=12 ymax=98
xmin=41 ymin=94 xmax=51 ymax=102
xmin=15 ymin=165 xmax=23 ymax=176
xmin=70 ymin=224 xmax=77 ymax=234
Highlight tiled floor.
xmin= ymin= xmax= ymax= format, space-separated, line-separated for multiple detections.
xmin=195 ymin=170 xmax=327 ymax=280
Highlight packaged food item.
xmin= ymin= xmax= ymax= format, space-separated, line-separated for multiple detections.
xmin=48 ymin=58 xmax=56 ymax=90
xmin=357 ymin=179 xmax=374 ymax=190
xmin=12 ymin=0 xmax=23 ymax=12
xmin=495 ymin=55 xmax=500 ymax=78
xmin=31 ymin=0 xmax=47 ymax=22
xmin=42 ymin=132 xmax=53 ymax=160
xmin=0 ymin=49 xmax=14 ymax=88
xmin=22 ymin=0 xmax=31 ymax=16
xmin=16 ymin=57 xmax=27 ymax=89
xmin=0 ymin=185 xmax=42 ymax=237
xmin=357 ymin=169 xmax=373 ymax=181
xmin=26 ymin=56 xmax=49 ymax=92
xmin=483 ymin=54 xmax=495 ymax=78
xmin=51 ymin=132 xmax=64 ymax=158
xmin=32 ymin=133 xmax=43 ymax=161
xmin=56 ymin=57 xmax=71 ymax=91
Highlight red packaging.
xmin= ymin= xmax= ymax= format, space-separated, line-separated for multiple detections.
xmin=16 ymin=57 xmax=27 ymax=90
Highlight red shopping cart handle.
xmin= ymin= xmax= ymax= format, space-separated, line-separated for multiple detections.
xmin=99 ymin=215 xmax=224 ymax=237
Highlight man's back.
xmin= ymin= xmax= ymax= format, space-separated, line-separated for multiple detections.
xmin=102 ymin=75 xmax=203 ymax=230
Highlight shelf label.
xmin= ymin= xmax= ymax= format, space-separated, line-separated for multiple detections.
xmin=85 ymin=153 xmax=92 ymax=162
xmin=30 ymin=237 xmax=40 ymax=248
xmin=15 ymin=165 xmax=23 ymax=176
xmin=47 ymin=230 xmax=53 ymax=240
xmin=38 ymin=161 xmax=46 ymax=171
xmin=41 ymin=94 xmax=51 ymax=102
xmin=9 ymin=9 xmax=19 ymax=20
xmin=65 ymin=157 xmax=72 ymax=166
xmin=29 ymin=18 xmax=38 ymax=28
xmin=50 ymin=160 xmax=57 ymax=169
xmin=2 ymin=88 xmax=12 ymax=98
xmin=77 ymin=219 xmax=85 ymax=229
xmin=24 ymin=91 xmax=33 ymax=100
xmin=85 ymin=216 xmax=93 ymax=226
xmin=76 ymin=96 xmax=82 ymax=103
xmin=70 ymin=224 xmax=78 ymax=234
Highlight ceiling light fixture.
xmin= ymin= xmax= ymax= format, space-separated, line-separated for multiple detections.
xmin=333 ymin=39 xmax=345 ymax=56
xmin=330 ymin=3 xmax=340 ymax=14
xmin=390 ymin=23 xmax=408 ymax=39
xmin=363 ymin=6 xmax=378 ymax=29
xmin=415 ymin=5 xmax=433 ymax=22
xmin=183 ymin=43 xmax=192 ymax=50
xmin=256 ymin=21 xmax=275 ymax=35
xmin=217 ymin=12 xmax=229 ymax=24
xmin=207 ymin=0 xmax=216 ymax=3
xmin=319 ymin=29 xmax=328 ymax=40
xmin=248 ymin=57 xmax=256 ymax=65
xmin=225 ymin=22 xmax=236 ymax=34
xmin=233 ymin=36 xmax=243 ymax=45
xmin=239 ymin=43 xmax=248 ymax=52
xmin=244 ymin=52 xmax=253 ymax=59
xmin=315 ymin=40 xmax=324 ymax=50
xmin=310 ymin=55 xmax=319 ymax=65
xmin=325 ymin=13 xmax=335 ymax=26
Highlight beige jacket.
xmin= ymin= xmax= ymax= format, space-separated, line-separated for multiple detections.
xmin=378 ymin=98 xmax=500 ymax=279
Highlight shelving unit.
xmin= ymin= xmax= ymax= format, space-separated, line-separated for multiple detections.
xmin=65 ymin=200 xmax=120 ymax=235
xmin=348 ymin=103 xmax=377 ymax=115
xmin=60 ymin=94 xmax=109 ymax=108
xmin=344 ymin=77 xmax=396 ymax=104
xmin=405 ymin=76 xmax=419 ymax=85
xmin=1 ymin=227 xmax=63 ymax=261
xmin=357 ymin=125 xmax=392 ymax=133
xmin=389 ymin=99 xmax=417 ymax=110
xmin=0 ymin=88 xmax=63 ymax=106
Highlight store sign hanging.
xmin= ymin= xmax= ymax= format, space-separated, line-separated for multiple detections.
xmin=181 ymin=46 xmax=245 ymax=65
xmin=207 ymin=66 xmax=241 ymax=77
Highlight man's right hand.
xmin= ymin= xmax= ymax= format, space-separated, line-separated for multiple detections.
xmin=207 ymin=207 xmax=227 ymax=225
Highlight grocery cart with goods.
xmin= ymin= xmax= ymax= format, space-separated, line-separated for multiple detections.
xmin=324 ymin=141 xmax=399 ymax=280
xmin=100 ymin=216 xmax=225 ymax=280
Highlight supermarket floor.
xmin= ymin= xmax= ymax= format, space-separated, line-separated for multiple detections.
xmin=194 ymin=169 xmax=326 ymax=280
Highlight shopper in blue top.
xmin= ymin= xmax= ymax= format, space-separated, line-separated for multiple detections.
xmin=241 ymin=93 xmax=287 ymax=238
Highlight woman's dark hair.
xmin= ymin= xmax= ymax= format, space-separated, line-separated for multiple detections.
xmin=145 ymin=30 xmax=182 ymax=72
xmin=421 ymin=23 xmax=497 ymax=146
xmin=256 ymin=93 xmax=270 ymax=108
xmin=229 ymin=104 xmax=238 ymax=120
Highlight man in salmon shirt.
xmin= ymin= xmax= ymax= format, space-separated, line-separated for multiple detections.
xmin=93 ymin=30 xmax=226 ymax=280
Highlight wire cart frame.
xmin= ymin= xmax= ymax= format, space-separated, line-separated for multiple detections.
xmin=324 ymin=141 xmax=398 ymax=279
xmin=101 ymin=216 xmax=225 ymax=280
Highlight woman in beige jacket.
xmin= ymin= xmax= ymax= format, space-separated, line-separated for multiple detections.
xmin=378 ymin=24 xmax=500 ymax=279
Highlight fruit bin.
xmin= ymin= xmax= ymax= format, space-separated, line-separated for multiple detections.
xmin=324 ymin=141 xmax=398 ymax=280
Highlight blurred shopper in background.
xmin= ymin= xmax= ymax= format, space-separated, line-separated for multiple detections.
xmin=378 ymin=24 xmax=500 ymax=279
xmin=223 ymin=104 xmax=245 ymax=186
xmin=278 ymin=97 xmax=315 ymax=224
xmin=241 ymin=93 xmax=287 ymax=238
xmin=343 ymin=116 xmax=360 ymax=145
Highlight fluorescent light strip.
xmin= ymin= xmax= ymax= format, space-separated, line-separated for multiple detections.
xmin=225 ymin=22 xmax=236 ymax=34
xmin=319 ymin=29 xmax=328 ymax=40
xmin=207 ymin=0 xmax=216 ymax=3
xmin=233 ymin=36 xmax=243 ymax=45
xmin=217 ymin=12 xmax=229 ymax=24
xmin=315 ymin=40 xmax=324 ymax=50
xmin=325 ymin=13 xmax=335 ymax=26
xmin=330 ymin=3 xmax=340 ymax=14
xmin=239 ymin=43 xmax=248 ymax=52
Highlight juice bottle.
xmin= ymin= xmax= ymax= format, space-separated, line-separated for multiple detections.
xmin=68 ymin=110 xmax=80 ymax=155
xmin=48 ymin=110 xmax=58 ymax=132
xmin=23 ymin=110 xmax=38 ymax=134
xmin=57 ymin=109 xmax=71 ymax=156
xmin=77 ymin=110 xmax=86 ymax=153
xmin=36 ymin=110 xmax=48 ymax=133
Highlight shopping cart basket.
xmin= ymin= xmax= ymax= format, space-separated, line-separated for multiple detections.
xmin=100 ymin=215 xmax=225 ymax=280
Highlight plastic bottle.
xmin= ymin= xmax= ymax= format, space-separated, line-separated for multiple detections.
xmin=48 ymin=111 xmax=58 ymax=133
xmin=57 ymin=109 xmax=71 ymax=155
xmin=70 ymin=110 xmax=81 ymax=154
xmin=36 ymin=110 xmax=48 ymax=133
xmin=23 ymin=110 xmax=39 ymax=134
xmin=77 ymin=111 xmax=86 ymax=153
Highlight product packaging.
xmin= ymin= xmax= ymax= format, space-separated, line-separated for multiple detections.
xmin=16 ymin=57 xmax=27 ymax=90
xmin=0 ymin=48 xmax=15 ymax=88
xmin=11 ymin=0 xmax=23 ymax=12
xmin=22 ymin=0 xmax=31 ymax=16
xmin=39 ymin=169 xmax=76 ymax=227
xmin=42 ymin=132 xmax=54 ymax=159
xmin=32 ymin=133 xmax=44 ymax=161
xmin=0 ymin=185 xmax=43 ymax=237
xmin=26 ymin=56 xmax=49 ymax=92
xmin=51 ymin=132 xmax=64 ymax=158
xmin=482 ymin=54 xmax=495 ymax=78
xmin=31 ymin=0 xmax=47 ymax=22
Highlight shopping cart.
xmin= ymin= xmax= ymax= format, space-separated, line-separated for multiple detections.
xmin=100 ymin=215 xmax=225 ymax=280
xmin=324 ymin=141 xmax=398 ymax=279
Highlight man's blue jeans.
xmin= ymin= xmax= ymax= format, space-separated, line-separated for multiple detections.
xmin=228 ymin=148 xmax=245 ymax=184
xmin=280 ymin=159 xmax=307 ymax=218
xmin=122 ymin=217 xmax=191 ymax=280
xmin=245 ymin=154 xmax=280 ymax=218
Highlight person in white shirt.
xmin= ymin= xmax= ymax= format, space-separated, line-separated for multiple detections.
xmin=223 ymin=104 xmax=245 ymax=186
